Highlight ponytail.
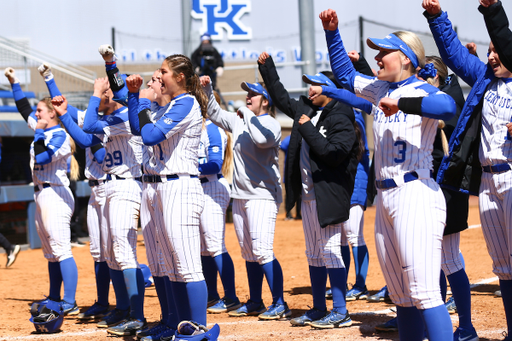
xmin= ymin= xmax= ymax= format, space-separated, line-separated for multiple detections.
xmin=68 ymin=136 xmax=80 ymax=181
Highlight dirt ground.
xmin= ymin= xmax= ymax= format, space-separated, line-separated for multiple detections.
xmin=0 ymin=196 xmax=506 ymax=340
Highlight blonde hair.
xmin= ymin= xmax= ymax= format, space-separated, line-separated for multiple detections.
xmin=212 ymin=90 xmax=234 ymax=183
xmin=425 ymin=55 xmax=448 ymax=86
xmin=257 ymin=82 xmax=276 ymax=118
xmin=393 ymin=31 xmax=426 ymax=73
xmin=41 ymin=97 xmax=80 ymax=181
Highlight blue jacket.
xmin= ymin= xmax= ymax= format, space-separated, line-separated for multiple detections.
xmin=352 ymin=111 xmax=369 ymax=208
xmin=427 ymin=10 xmax=494 ymax=194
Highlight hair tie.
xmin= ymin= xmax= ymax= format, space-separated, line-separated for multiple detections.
xmin=418 ymin=63 xmax=437 ymax=80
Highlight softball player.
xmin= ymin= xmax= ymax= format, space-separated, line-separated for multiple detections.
xmin=38 ymin=63 xmax=111 ymax=320
xmin=5 ymin=68 xmax=80 ymax=316
xmin=83 ymin=77 xmax=146 ymax=336
xmin=201 ymin=76 xmax=290 ymax=320
xmin=198 ymin=117 xmax=241 ymax=314
xmin=125 ymin=54 xmax=208 ymax=328
xmin=320 ymin=8 xmax=457 ymax=340
xmin=341 ymin=110 xmax=370 ymax=302
xmin=258 ymin=52 xmax=362 ymax=328
xmin=425 ymin=0 xmax=512 ymax=339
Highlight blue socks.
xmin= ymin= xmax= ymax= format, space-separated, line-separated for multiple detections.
xmin=153 ymin=276 xmax=169 ymax=322
xmin=396 ymin=306 xmax=425 ymax=341
xmin=309 ymin=266 xmax=327 ymax=310
xmin=261 ymin=259 xmax=285 ymax=305
xmin=341 ymin=245 xmax=351 ymax=275
xmin=94 ymin=262 xmax=110 ymax=306
xmin=447 ymin=269 xmax=472 ymax=330
xmin=327 ymin=267 xmax=347 ymax=313
xmin=171 ymin=281 xmax=207 ymax=326
xmin=500 ymin=279 xmax=512 ymax=335
xmin=352 ymin=245 xmax=369 ymax=289
xmin=214 ymin=253 xmax=237 ymax=300
xmin=110 ymin=269 xmax=130 ymax=311
xmin=123 ymin=268 xmax=145 ymax=321
xmin=164 ymin=277 xmax=180 ymax=329
xmin=420 ymin=305 xmax=453 ymax=341
xmin=59 ymin=258 xmax=78 ymax=304
xmin=48 ymin=261 xmax=62 ymax=301
xmin=245 ymin=261 xmax=264 ymax=303
xmin=201 ymin=256 xmax=219 ymax=302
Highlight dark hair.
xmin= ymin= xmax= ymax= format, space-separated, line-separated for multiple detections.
xmin=320 ymin=71 xmax=342 ymax=89
xmin=164 ymin=54 xmax=208 ymax=118
xmin=353 ymin=120 xmax=365 ymax=161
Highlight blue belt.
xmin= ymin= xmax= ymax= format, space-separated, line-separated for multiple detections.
xmin=34 ymin=183 xmax=51 ymax=192
xmin=105 ymin=174 xmax=142 ymax=182
xmin=143 ymin=174 xmax=198 ymax=183
xmin=482 ymin=164 xmax=511 ymax=174
xmin=200 ymin=174 xmax=223 ymax=184
xmin=375 ymin=171 xmax=431 ymax=190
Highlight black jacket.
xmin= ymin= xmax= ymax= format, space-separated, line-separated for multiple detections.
xmin=480 ymin=1 xmax=512 ymax=73
xmin=259 ymin=56 xmax=359 ymax=227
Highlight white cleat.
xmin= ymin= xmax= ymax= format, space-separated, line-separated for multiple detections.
xmin=98 ymin=44 xmax=116 ymax=62
xmin=4 ymin=67 xmax=19 ymax=84
xmin=38 ymin=62 xmax=53 ymax=80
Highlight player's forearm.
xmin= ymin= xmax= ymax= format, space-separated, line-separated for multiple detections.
xmin=82 ymin=96 xmax=105 ymax=134
xmin=322 ymin=87 xmax=373 ymax=114
xmin=398 ymin=94 xmax=456 ymax=121
xmin=140 ymin=123 xmax=166 ymax=146
xmin=60 ymin=113 xmax=101 ymax=148
xmin=127 ymin=92 xmax=142 ymax=136
xmin=11 ymin=83 xmax=34 ymax=122
xmin=106 ymin=60 xmax=128 ymax=106
xmin=258 ymin=58 xmax=296 ymax=119
xmin=206 ymin=85 xmax=234 ymax=132
xmin=242 ymin=109 xmax=280 ymax=148
xmin=91 ymin=144 xmax=105 ymax=164
xmin=326 ymin=28 xmax=356 ymax=92
xmin=199 ymin=159 xmax=222 ymax=175
xmin=33 ymin=130 xmax=53 ymax=164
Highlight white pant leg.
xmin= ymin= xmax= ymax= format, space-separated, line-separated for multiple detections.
xmin=158 ymin=178 xmax=205 ymax=282
xmin=232 ymin=198 xmax=278 ymax=265
xmin=341 ymin=204 xmax=365 ymax=247
xmin=104 ymin=179 xmax=141 ymax=271
xmin=200 ymin=179 xmax=230 ymax=257
xmin=141 ymin=183 xmax=167 ymax=277
xmin=35 ymin=186 xmax=75 ymax=262
xmin=479 ymin=171 xmax=512 ymax=280
xmin=88 ymin=183 xmax=107 ymax=262
xmin=376 ymin=179 xmax=446 ymax=309
xmin=302 ymin=199 xmax=344 ymax=268
xmin=441 ymin=233 xmax=463 ymax=276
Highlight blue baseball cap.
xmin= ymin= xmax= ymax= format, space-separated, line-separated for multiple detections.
xmin=241 ymin=82 xmax=273 ymax=106
xmin=201 ymin=33 xmax=211 ymax=41
xmin=302 ymin=73 xmax=337 ymax=89
xmin=367 ymin=33 xmax=419 ymax=68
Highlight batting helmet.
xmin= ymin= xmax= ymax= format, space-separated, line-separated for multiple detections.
xmin=174 ymin=321 xmax=220 ymax=341
xmin=29 ymin=300 xmax=64 ymax=333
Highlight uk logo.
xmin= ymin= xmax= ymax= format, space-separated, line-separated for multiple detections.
xmin=192 ymin=0 xmax=252 ymax=40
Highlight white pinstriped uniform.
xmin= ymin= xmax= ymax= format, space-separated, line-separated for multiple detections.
xmin=78 ymin=111 xmax=108 ymax=263
xmin=341 ymin=205 xmax=365 ymax=247
xmin=139 ymin=102 xmax=169 ymax=277
xmin=354 ymin=76 xmax=447 ymax=309
xmin=299 ymin=111 xmax=344 ymax=268
xmin=91 ymin=108 xmax=143 ymax=271
xmin=198 ymin=123 xmax=230 ymax=258
xmin=441 ymin=233 xmax=463 ymax=276
xmin=478 ymin=78 xmax=512 ymax=280
xmin=29 ymin=124 xmax=75 ymax=263
xmin=142 ymin=94 xmax=204 ymax=282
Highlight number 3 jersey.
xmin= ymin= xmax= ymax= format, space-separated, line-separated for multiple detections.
xmin=353 ymin=75 xmax=442 ymax=181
